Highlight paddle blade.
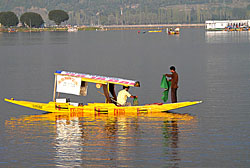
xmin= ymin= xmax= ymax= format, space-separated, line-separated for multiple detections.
xmin=133 ymin=98 xmax=139 ymax=106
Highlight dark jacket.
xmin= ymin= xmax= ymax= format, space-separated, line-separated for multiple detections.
xmin=165 ymin=71 xmax=179 ymax=89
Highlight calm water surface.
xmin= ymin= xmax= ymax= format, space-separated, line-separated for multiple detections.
xmin=0 ymin=29 xmax=249 ymax=167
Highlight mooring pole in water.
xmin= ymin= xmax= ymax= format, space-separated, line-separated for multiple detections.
xmin=53 ymin=75 xmax=57 ymax=102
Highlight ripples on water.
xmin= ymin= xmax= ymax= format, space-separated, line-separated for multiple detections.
xmin=205 ymin=31 xmax=250 ymax=44
xmin=4 ymin=112 xmax=196 ymax=167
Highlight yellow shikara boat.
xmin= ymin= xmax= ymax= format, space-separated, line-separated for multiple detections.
xmin=148 ymin=30 xmax=162 ymax=33
xmin=167 ymin=27 xmax=180 ymax=35
xmin=4 ymin=70 xmax=202 ymax=114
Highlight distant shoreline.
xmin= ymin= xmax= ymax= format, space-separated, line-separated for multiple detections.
xmin=0 ymin=24 xmax=205 ymax=32
xmin=0 ymin=27 xmax=99 ymax=33
xmin=102 ymin=24 xmax=205 ymax=30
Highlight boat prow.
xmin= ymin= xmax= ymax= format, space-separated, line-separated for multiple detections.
xmin=4 ymin=98 xmax=54 ymax=112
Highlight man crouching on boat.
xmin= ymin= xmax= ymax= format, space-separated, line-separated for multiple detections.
xmin=117 ymin=86 xmax=137 ymax=106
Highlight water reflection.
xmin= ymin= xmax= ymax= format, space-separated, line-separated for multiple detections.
xmin=205 ymin=31 xmax=250 ymax=44
xmin=55 ymin=117 xmax=83 ymax=167
xmin=162 ymin=120 xmax=180 ymax=167
xmin=5 ymin=111 xmax=195 ymax=167
xmin=0 ymin=32 xmax=69 ymax=46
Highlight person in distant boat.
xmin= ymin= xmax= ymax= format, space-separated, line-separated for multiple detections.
xmin=165 ymin=66 xmax=179 ymax=103
xmin=117 ymin=86 xmax=137 ymax=106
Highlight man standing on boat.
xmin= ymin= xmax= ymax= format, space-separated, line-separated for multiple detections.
xmin=165 ymin=66 xmax=179 ymax=103
xmin=117 ymin=86 xmax=137 ymax=106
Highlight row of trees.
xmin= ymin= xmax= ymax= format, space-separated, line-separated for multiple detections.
xmin=46 ymin=0 xmax=249 ymax=25
xmin=81 ymin=4 xmax=250 ymax=25
xmin=1 ymin=2 xmax=250 ymax=26
xmin=0 ymin=10 xmax=69 ymax=27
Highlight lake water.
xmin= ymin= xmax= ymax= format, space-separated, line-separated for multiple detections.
xmin=0 ymin=29 xmax=249 ymax=167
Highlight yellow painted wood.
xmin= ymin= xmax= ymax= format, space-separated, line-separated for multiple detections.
xmin=5 ymin=98 xmax=202 ymax=114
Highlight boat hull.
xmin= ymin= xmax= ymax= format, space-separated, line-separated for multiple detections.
xmin=148 ymin=30 xmax=162 ymax=33
xmin=168 ymin=31 xmax=179 ymax=35
xmin=5 ymin=98 xmax=202 ymax=114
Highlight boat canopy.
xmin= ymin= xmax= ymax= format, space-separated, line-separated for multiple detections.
xmin=55 ymin=70 xmax=140 ymax=87
xmin=53 ymin=70 xmax=140 ymax=103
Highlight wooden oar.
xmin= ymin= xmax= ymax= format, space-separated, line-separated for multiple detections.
xmin=97 ymin=91 xmax=121 ymax=105
xmin=97 ymin=91 xmax=138 ymax=106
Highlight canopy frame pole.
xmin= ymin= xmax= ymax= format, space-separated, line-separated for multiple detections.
xmin=107 ymin=82 xmax=110 ymax=104
xmin=53 ymin=75 xmax=57 ymax=102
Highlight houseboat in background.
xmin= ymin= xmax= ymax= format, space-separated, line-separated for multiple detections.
xmin=205 ymin=20 xmax=250 ymax=31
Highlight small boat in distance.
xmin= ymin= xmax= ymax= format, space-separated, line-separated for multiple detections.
xmin=8 ymin=28 xmax=17 ymax=33
xmin=67 ymin=27 xmax=78 ymax=32
xmin=5 ymin=70 xmax=202 ymax=114
xmin=167 ymin=27 xmax=180 ymax=35
xmin=148 ymin=30 xmax=162 ymax=33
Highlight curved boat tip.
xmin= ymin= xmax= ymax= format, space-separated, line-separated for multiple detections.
xmin=193 ymin=100 xmax=202 ymax=105
xmin=4 ymin=98 xmax=14 ymax=102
